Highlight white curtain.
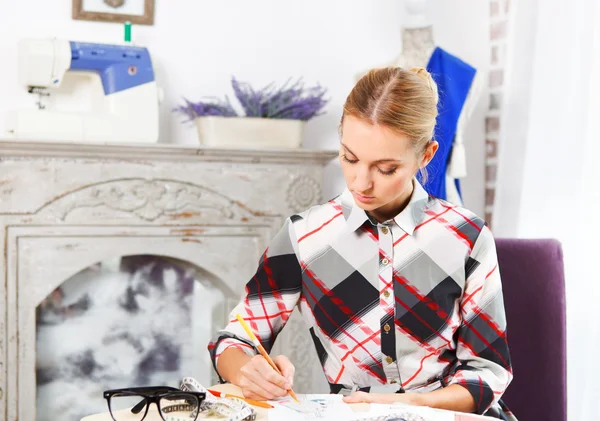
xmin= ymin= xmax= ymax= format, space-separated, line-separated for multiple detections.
xmin=493 ymin=0 xmax=600 ymax=420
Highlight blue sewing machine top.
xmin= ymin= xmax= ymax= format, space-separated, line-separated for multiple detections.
xmin=69 ymin=41 xmax=155 ymax=95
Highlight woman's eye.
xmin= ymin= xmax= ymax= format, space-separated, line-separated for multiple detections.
xmin=377 ymin=167 xmax=397 ymax=176
xmin=341 ymin=154 xmax=397 ymax=175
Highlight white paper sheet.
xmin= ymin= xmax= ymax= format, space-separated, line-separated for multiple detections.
xmin=352 ymin=403 xmax=454 ymax=421
xmin=268 ymin=394 xmax=355 ymax=421
xmin=268 ymin=395 xmax=463 ymax=421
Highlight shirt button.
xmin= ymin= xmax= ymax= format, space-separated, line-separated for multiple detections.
xmin=381 ymin=226 xmax=389 ymax=235
xmin=382 ymin=258 xmax=389 ymax=265
xmin=383 ymin=323 xmax=391 ymax=333
xmin=383 ymin=290 xmax=391 ymax=298
xmin=385 ymin=356 xmax=393 ymax=364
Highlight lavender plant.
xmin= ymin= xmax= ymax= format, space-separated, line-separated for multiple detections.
xmin=174 ymin=97 xmax=237 ymax=121
xmin=175 ymin=77 xmax=328 ymax=121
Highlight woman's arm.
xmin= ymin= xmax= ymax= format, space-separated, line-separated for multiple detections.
xmin=418 ymin=384 xmax=476 ymax=412
xmin=445 ymin=225 xmax=513 ymax=414
xmin=207 ymin=217 xmax=303 ymax=399
xmin=343 ymin=384 xmax=475 ymax=412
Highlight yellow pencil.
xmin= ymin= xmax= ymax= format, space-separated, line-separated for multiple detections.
xmin=235 ymin=313 xmax=300 ymax=403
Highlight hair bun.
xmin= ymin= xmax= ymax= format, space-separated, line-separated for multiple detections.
xmin=409 ymin=67 xmax=438 ymax=104
xmin=410 ymin=67 xmax=428 ymax=78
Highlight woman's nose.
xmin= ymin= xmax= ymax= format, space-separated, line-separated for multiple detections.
xmin=353 ymin=167 xmax=373 ymax=192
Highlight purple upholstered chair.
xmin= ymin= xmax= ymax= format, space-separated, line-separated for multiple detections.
xmin=495 ymin=238 xmax=567 ymax=421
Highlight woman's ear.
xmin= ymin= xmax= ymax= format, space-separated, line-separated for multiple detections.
xmin=420 ymin=141 xmax=439 ymax=168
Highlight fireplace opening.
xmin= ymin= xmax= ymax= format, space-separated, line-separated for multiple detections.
xmin=35 ymin=254 xmax=232 ymax=421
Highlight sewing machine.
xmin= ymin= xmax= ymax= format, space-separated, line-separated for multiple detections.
xmin=6 ymin=38 xmax=160 ymax=143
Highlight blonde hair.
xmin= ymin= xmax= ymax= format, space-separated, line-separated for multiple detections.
xmin=341 ymin=66 xmax=439 ymax=181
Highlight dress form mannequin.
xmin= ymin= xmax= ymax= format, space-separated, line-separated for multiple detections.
xmin=394 ymin=0 xmax=436 ymax=69
xmin=355 ymin=0 xmax=482 ymax=206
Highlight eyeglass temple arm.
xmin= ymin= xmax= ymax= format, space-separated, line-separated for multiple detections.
xmin=130 ymin=387 xmax=175 ymax=414
xmin=131 ymin=399 xmax=147 ymax=414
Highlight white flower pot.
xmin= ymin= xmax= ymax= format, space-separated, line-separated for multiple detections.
xmin=194 ymin=116 xmax=305 ymax=149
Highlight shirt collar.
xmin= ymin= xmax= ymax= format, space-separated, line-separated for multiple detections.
xmin=340 ymin=179 xmax=430 ymax=235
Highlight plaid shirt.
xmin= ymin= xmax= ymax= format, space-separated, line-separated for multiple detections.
xmin=209 ymin=180 xmax=515 ymax=419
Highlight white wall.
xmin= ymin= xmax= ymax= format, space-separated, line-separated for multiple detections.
xmin=0 ymin=0 xmax=489 ymax=214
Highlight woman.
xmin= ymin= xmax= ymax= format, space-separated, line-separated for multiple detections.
xmin=208 ymin=67 xmax=516 ymax=420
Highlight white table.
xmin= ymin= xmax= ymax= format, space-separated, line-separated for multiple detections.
xmin=81 ymin=384 xmax=495 ymax=421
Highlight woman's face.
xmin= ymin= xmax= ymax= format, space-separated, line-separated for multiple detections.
xmin=339 ymin=115 xmax=436 ymax=219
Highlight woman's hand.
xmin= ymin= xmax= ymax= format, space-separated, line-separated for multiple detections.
xmin=235 ymin=354 xmax=295 ymax=401
xmin=342 ymin=391 xmax=423 ymax=406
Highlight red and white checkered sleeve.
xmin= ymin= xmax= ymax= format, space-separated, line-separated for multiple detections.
xmin=448 ymin=225 xmax=514 ymax=414
xmin=208 ymin=217 xmax=303 ymax=380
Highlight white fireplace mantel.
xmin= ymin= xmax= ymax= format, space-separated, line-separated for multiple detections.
xmin=0 ymin=140 xmax=338 ymax=421
xmin=0 ymin=140 xmax=338 ymax=164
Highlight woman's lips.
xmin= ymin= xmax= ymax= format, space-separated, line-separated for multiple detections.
xmin=353 ymin=192 xmax=375 ymax=204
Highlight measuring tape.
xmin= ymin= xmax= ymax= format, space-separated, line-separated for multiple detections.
xmin=180 ymin=377 xmax=257 ymax=421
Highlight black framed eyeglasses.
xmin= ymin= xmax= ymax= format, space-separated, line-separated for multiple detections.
xmin=104 ymin=386 xmax=206 ymax=421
